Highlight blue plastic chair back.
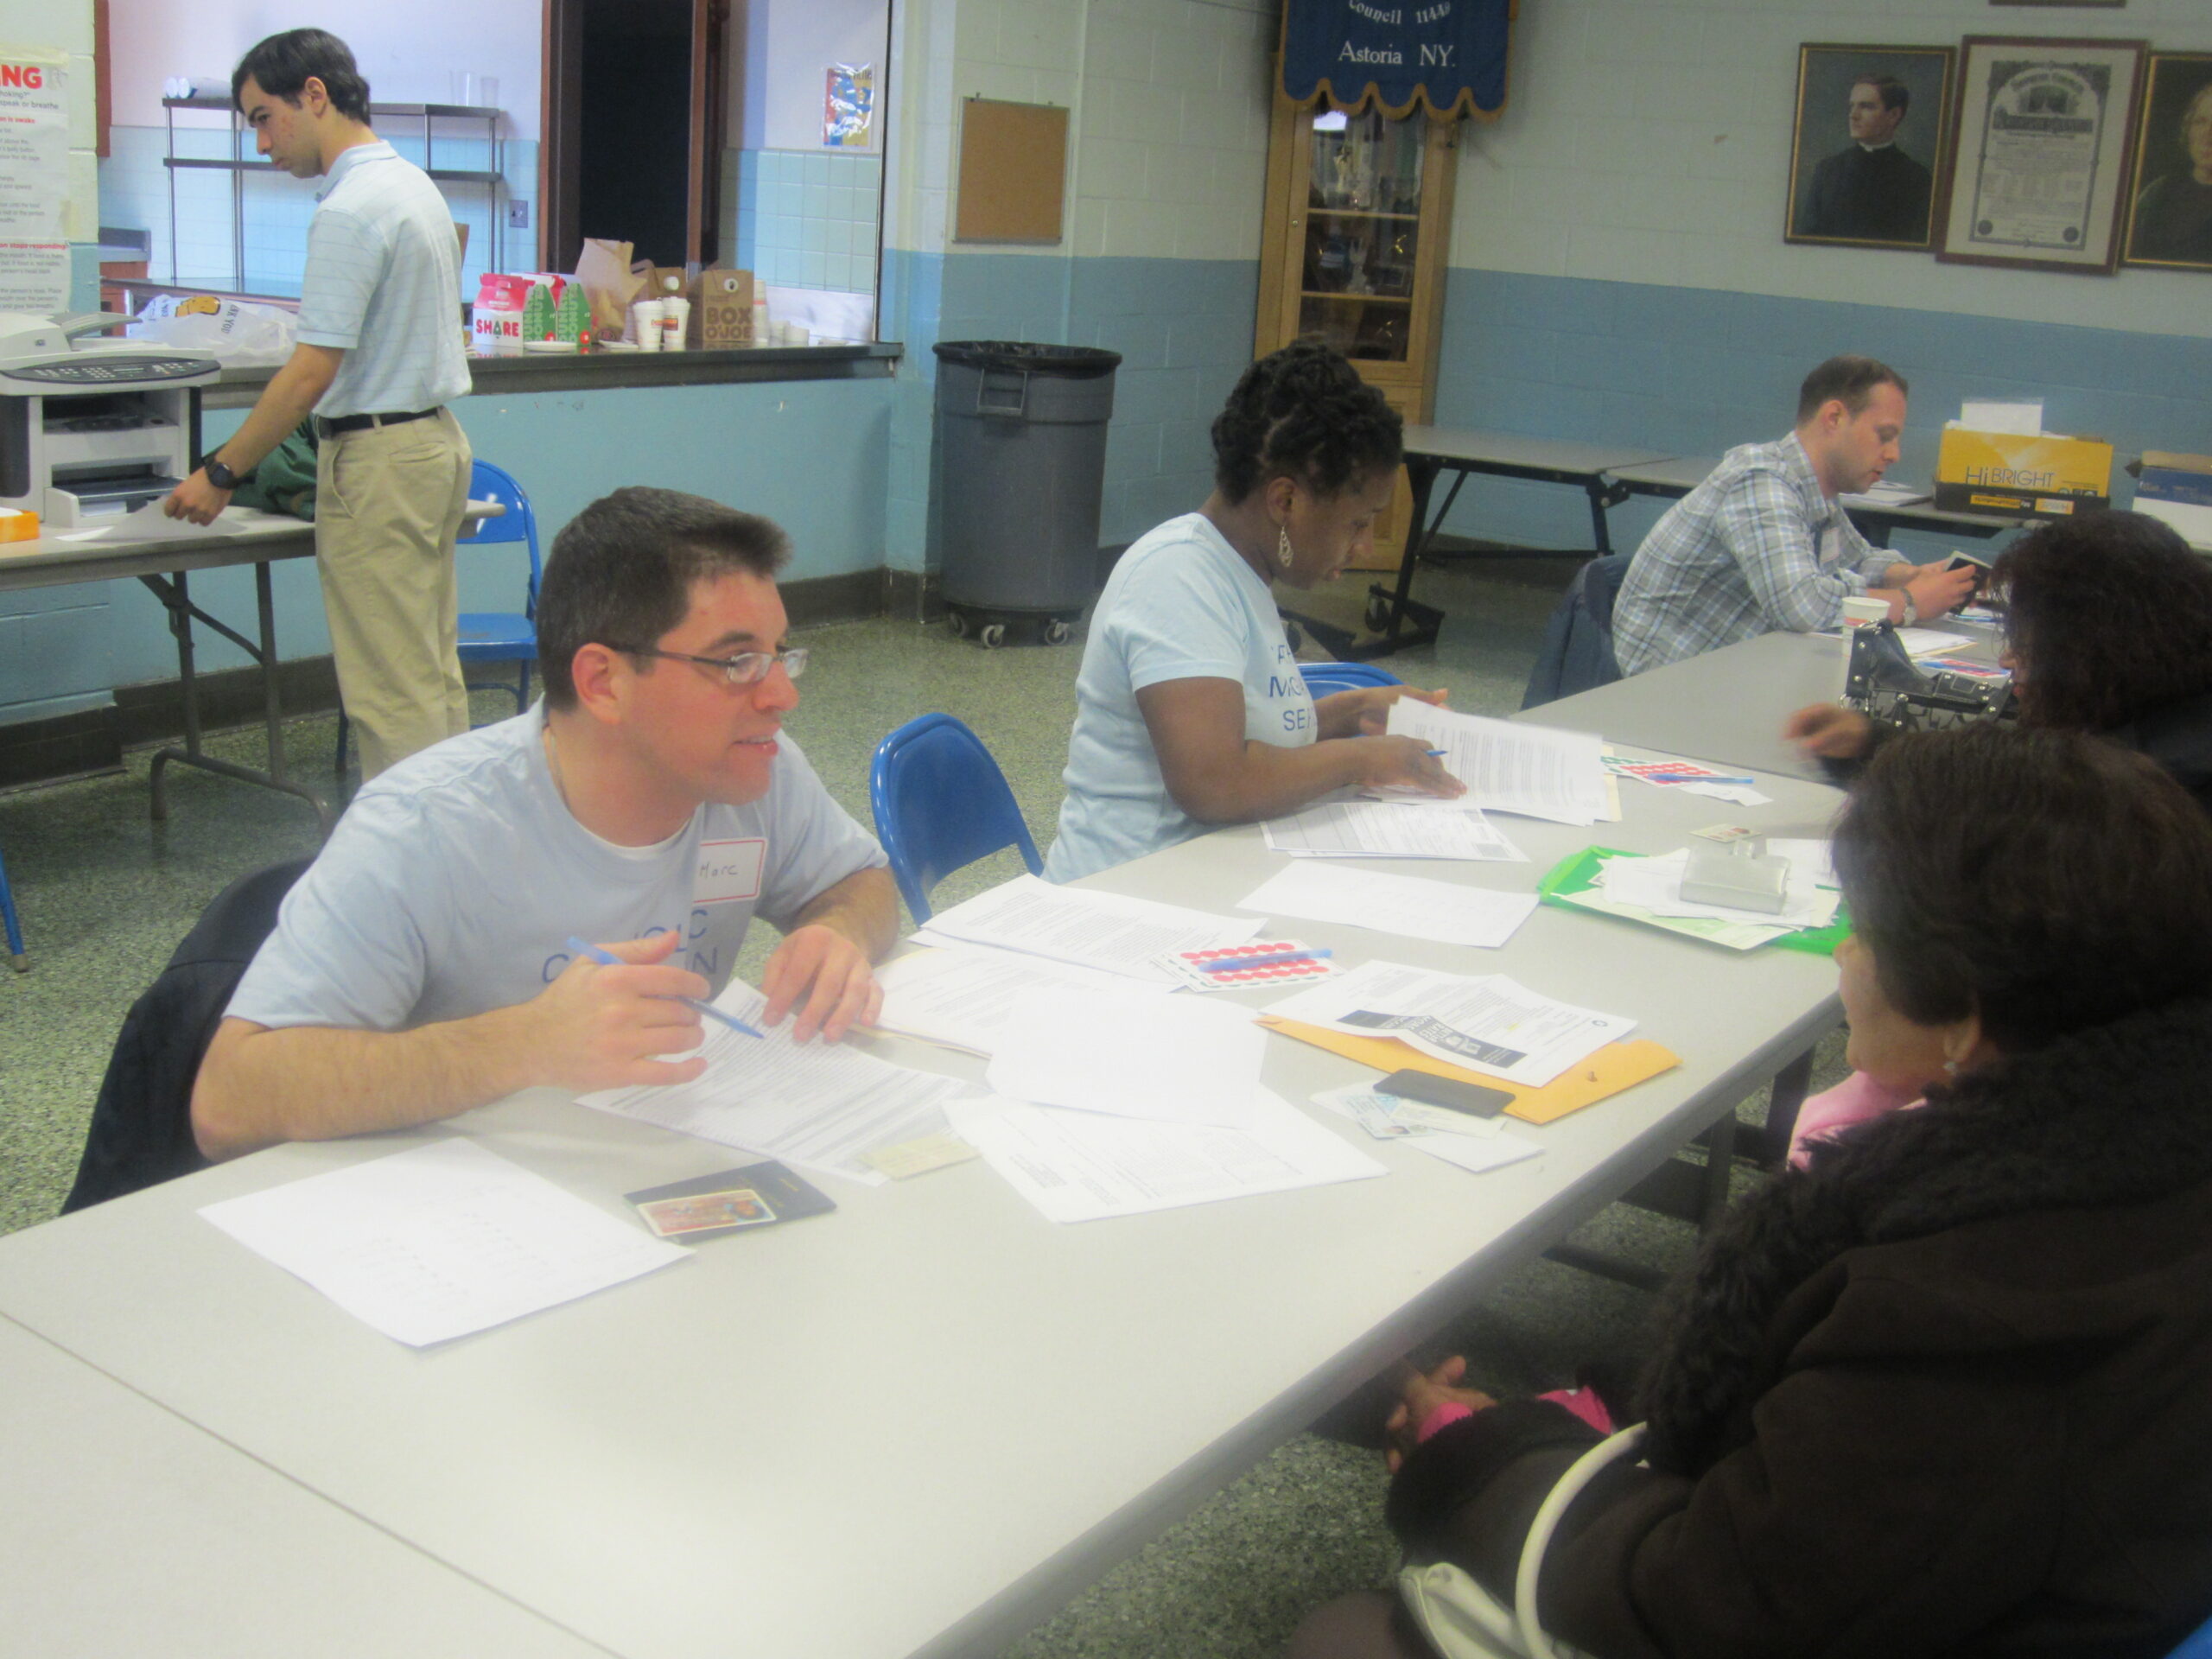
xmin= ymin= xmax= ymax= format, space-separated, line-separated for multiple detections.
xmin=1299 ymin=660 xmax=1405 ymax=698
xmin=869 ymin=714 xmax=1042 ymax=922
xmin=456 ymin=459 xmax=542 ymax=702
xmin=2171 ymin=1611 xmax=2212 ymax=1658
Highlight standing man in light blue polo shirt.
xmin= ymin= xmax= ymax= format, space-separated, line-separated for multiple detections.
xmin=164 ymin=28 xmax=474 ymax=779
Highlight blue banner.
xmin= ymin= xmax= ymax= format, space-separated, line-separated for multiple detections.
xmin=1282 ymin=0 xmax=1512 ymax=120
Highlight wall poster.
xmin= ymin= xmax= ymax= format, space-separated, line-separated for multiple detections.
xmin=0 ymin=49 xmax=71 ymax=313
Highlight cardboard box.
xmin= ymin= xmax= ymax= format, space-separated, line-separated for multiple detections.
xmin=2135 ymin=451 xmax=2212 ymax=551
xmin=1935 ymin=426 xmax=2113 ymax=519
xmin=697 ymin=268 xmax=756 ymax=348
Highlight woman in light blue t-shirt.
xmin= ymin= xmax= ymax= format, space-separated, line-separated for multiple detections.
xmin=1046 ymin=343 xmax=1465 ymax=881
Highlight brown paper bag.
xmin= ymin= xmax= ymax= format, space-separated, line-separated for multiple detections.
xmin=574 ymin=238 xmax=642 ymax=340
xmin=698 ymin=268 xmax=755 ymax=347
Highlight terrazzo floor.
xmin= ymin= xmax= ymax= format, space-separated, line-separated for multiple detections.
xmin=0 ymin=552 xmax=1844 ymax=1659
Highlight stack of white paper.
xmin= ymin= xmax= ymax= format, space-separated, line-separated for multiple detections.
xmin=1262 ymin=798 xmax=1526 ymax=861
xmin=199 ymin=1140 xmax=688 ymax=1347
xmin=581 ymin=984 xmax=965 ymax=1185
xmin=986 ymin=982 xmax=1268 ymax=1128
xmin=1374 ymin=703 xmax=1610 ymax=826
xmin=912 ymin=874 xmax=1262 ymax=986
xmin=947 ymin=1090 xmax=1384 ymax=1224
xmin=1237 ymin=861 xmax=1538 ymax=950
xmin=1265 ymin=959 xmax=1634 ymax=1089
xmin=1597 ymin=849 xmax=1840 ymax=930
xmin=872 ymin=946 xmax=1166 ymax=1058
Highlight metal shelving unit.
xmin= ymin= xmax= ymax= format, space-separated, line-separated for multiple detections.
xmin=160 ymin=95 xmax=505 ymax=293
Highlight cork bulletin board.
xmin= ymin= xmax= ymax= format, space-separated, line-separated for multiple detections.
xmin=954 ymin=98 xmax=1070 ymax=243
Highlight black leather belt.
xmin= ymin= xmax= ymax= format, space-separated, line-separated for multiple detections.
xmin=315 ymin=407 xmax=440 ymax=438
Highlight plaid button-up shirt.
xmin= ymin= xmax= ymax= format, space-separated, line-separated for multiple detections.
xmin=1612 ymin=434 xmax=1902 ymax=677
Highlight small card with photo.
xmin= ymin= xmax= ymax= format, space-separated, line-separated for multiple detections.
xmin=626 ymin=1160 xmax=836 ymax=1242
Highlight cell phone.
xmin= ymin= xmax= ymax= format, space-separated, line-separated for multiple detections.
xmin=1946 ymin=553 xmax=1992 ymax=576
xmin=1375 ymin=1068 xmax=1513 ymax=1118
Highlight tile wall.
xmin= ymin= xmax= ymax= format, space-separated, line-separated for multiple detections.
xmin=729 ymin=149 xmax=882 ymax=292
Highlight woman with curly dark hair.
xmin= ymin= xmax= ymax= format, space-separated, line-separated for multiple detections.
xmin=1290 ymin=725 xmax=2212 ymax=1659
xmin=1044 ymin=340 xmax=1462 ymax=881
xmin=1783 ymin=509 xmax=2212 ymax=811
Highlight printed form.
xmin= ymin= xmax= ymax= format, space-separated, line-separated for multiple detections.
xmin=581 ymin=984 xmax=963 ymax=1185
xmin=1238 ymin=861 xmax=1538 ymax=950
xmin=1262 ymin=798 xmax=1526 ymax=861
xmin=1376 ymin=703 xmax=1610 ymax=826
xmin=1264 ymin=958 xmax=1633 ymax=1088
xmin=912 ymin=874 xmax=1262 ymax=984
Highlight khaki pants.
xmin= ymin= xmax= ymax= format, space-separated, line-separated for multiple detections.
xmin=315 ymin=408 xmax=474 ymax=779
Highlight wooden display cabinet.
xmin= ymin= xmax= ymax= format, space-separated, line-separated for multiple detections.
xmin=1255 ymin=86 xmax=1458 ymax=573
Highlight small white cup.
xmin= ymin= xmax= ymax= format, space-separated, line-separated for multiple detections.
xmin=631 ymin=299 xmax=664 ymax=351
xmin=662 ymin=297 xmax=690 ymax=351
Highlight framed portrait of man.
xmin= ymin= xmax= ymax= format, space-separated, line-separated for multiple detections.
xmin=2121 ymin=53 xmax=2212 ymax=272
xmin=1937 ymin=36 xmax=2149 ymax=275
xmin=1786 ymin=45 xmax=1956 ymax=251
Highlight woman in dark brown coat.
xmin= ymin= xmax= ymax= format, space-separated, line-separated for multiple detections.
xmin=1293 ymin=725 xmax=2212 ymax=1659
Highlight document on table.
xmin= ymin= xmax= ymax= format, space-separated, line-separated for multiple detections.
xmin=946 ymin=1089 xmax=1384 ymax=1224
xmin=1765 ymin=837 xmax=1838 ymax=887
xmin=871 ymin=945 xmax=1167 ymax=1058
xmin=912 ymin=874 xmax=1262 ymax=985
xmin=1375 ymin=702 xmax=1610 ymax=826
xmin=1262 ymin=798 xmax=1527 ymax=861
xmin=987 ymin=982 xmax=1268 ymax=1128
xmin=1238 ymin=861 xmax=1538 ymax=950
xmin=580 ymin=983 xmax=963 ymax=1186
xmin=198 ymin=1140 xmax=688 ymax=1348
xmin=1262 ymin=958 xmax=1634 ymax=1089
xmin=1598 ymin=848 xmax=1840 ymax=930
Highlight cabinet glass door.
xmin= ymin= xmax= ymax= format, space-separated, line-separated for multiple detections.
xmin=1299 ymin=108 xmax=1426 ymax=364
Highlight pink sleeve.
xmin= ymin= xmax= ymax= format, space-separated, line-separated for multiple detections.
xmin=1788 ymin=1071 xmax=1925 ymax=1167
xmin=1415 ymin=1401 xmax=1476 ymax=1443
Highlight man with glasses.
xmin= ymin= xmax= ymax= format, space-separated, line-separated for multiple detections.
xmin=192 ymin=488 xmax=896 ymax=1161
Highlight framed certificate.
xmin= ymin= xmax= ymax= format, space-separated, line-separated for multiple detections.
xmin=1936 ymin=35 xmax=2149 ymax=275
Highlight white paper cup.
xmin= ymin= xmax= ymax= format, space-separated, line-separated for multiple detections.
xmin=662 ymin=297 xmax=690 ymax=351
xmin=631 ymin=300 xmax=664 ymax=351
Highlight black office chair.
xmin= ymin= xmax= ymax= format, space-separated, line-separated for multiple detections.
xmin=62 ymin=857 xmax=312 ymax=1212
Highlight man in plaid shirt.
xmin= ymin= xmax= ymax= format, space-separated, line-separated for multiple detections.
xmin=1612 ymin=357 xmax=1976 ymax=677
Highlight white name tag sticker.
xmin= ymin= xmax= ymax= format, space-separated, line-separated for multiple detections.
xmin=694 ymin=838 xmax=766 ymax=906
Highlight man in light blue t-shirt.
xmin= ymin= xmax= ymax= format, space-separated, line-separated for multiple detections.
xmin=165 ymin=29 xmax=476 ymax=779
xmin=192 ymin=489 xmax=898 ymax=1162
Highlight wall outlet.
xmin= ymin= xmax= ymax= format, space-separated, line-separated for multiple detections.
xmin=507 ymin=200 xmax=531 ymax=230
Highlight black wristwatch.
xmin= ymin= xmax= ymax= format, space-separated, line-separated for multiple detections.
xmin=202 ymin=454 xmax=246 ymax=491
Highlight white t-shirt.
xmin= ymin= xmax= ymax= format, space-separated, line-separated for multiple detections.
xmin=1046 ymin=513 xmax=1314 ymax=882
xmin=229 ymin=706 xmax=887 ymax=1032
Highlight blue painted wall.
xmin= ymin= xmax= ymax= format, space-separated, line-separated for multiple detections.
xmin=0 ymin=373 xmax=893 ymax=721
xmin=880 ymin=248 xmax=1259 ymax=572
xmin=1427 ymin=268 xmax=2212 ymax=562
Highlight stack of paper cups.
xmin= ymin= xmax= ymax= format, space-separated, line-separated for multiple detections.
xmin=661 ymin=297 xmax=690 ymax=351
xmin=1839 ymin=594 xmax=1889 ymax=696
xmin=632 ymin=299 xmax=664 ymax=352
xmin=751 ymin=295 xmax=770 ymax=346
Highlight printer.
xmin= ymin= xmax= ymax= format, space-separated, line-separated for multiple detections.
xmin=0 ymin=311 xmax=221 ymax=527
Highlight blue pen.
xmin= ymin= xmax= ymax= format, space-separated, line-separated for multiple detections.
xmin=1424 ymin=748 xmax=1449 ymax=758
xmin=563 ymin=936 xmax=766 ymax=1039
xmin=1203 ymin=947 xmax=1335 ymax=973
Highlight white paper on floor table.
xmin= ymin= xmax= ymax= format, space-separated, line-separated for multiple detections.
xmin=1236 ymin=861 xmax=1538 ymax=950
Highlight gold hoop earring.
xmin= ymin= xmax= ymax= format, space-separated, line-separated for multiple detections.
xmin=1277 ymin=526 xmax=1295 ymax=569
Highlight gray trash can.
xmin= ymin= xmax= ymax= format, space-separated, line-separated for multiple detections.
xmin=932 ymin=340 xmax=1121 ymax=647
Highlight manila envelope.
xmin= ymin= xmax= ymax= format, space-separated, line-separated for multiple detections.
xmin=1257 ymin=1018 xmax=1680 ymax=1126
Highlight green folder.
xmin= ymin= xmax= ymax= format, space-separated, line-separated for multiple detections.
xmin=1536 ymin=846 xmax=1847 ymax=957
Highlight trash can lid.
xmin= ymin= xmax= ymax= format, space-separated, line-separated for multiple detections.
xmin=933 ymin=340 xmax=1122 ymax=377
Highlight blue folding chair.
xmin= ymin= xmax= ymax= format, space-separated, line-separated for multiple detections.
xmin=2172 ymin=1611 xmax=2212 ymax=1658
xmin=0 ymin=839 xmax=24 ymax=970
xmin=337 ymin=459 xmax=543 ymax=773
xmin=869 ymin=713 xmax=1042 ymax=923
xmin=1299 ymin=660 xmax=1405 ymax=698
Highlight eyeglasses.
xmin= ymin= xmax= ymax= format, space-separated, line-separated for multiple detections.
xmin=611 ymin=645 xmax=810 ymax=686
